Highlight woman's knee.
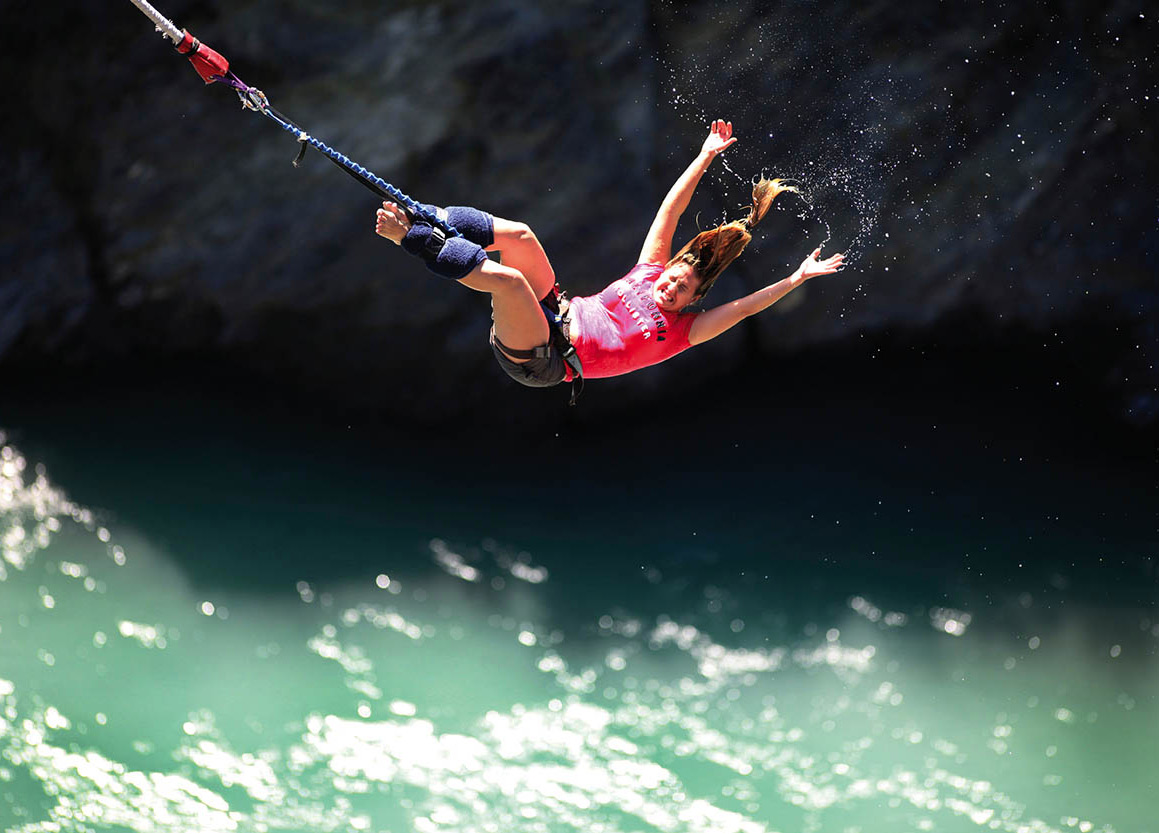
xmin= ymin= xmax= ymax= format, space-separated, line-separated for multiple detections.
xmin=492 ymin=217 xmax=538 ymax=247
xmin=486 ymin=219 xmax=555 ymax=299
xmin=506 ymin=270 xmax=542 ymax=304
xmin=486 ymin=263 xmax=536 ymax=297
xmin=511 ymin=222 xmax=537 ymax=246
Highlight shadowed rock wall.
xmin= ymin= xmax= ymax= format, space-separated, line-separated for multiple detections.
xmin=2 ymin=0 xmax=1154 ymax=423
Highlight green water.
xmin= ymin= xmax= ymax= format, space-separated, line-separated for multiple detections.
xmin=1 ymin=384 xmax=1156 ymax=832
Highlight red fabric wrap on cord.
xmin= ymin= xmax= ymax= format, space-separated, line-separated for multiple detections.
xmin=175 ymin=30 xmax=229 ymax=84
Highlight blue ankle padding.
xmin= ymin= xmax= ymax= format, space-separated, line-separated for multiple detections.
xmin=402 ymin=223 xmax=487 ymax=280
xmin=418 ymin=203 xmax=494 ymax=248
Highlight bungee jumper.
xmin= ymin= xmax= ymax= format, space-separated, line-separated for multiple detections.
xmin=377 ymin=120 xmax=844 ymax=403
xmin=128 ymin=1 xmax=844 ymax=405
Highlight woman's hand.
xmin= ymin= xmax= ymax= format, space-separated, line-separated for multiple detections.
xmin=799 ymin=246 xmax=845 ymax=280
xmin=700 ymin=119 xmax=738 ymax=158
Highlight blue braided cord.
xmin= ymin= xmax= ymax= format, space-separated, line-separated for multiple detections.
xmin=257 ymin=106 xmax=460 ymax=238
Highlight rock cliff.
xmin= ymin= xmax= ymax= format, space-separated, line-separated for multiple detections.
xmin=2 ymin=0 xmax=1154 ymax=423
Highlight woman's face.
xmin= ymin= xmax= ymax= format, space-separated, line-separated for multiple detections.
xmin=653 ymin=261 xmax=701 ymax=312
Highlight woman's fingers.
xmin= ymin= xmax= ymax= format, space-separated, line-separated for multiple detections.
xmin=705 ymin=119 xmax=735 ymax=152
xmin=801 ymin=249 xmax=847 ymax=276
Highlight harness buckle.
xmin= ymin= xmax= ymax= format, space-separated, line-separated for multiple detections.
xmin=541 ymin=290 xmax=584 ymax=405
xmin=423 ymin=225 xmax=447 ymax=257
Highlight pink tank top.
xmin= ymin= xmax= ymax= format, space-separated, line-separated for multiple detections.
xmin=567 ymin=263 xmax=697 ymax=380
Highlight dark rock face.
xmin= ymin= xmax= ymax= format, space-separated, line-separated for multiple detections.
xmin=2 ymin=0 xmax=1154 ymax=423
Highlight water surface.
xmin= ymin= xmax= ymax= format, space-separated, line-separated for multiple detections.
xmin=1 ymin=377 xmax=1155 ymax=832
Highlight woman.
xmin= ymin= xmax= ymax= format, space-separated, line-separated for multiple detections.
xmin=374 ymin=119 xmax=844 ymax=399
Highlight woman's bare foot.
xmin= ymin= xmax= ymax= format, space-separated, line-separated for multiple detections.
xmin=374 ymin=201 xmax=412 ymax=244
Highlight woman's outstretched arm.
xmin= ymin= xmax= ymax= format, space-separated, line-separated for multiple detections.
xmin=637 ymin=120 xmax=738 ymax=265
xmin=687 ymin=247 xmax=845 ymax=346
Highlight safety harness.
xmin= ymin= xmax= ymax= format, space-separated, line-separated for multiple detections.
xmin=542 ymin=291 xmax=585 ymax=406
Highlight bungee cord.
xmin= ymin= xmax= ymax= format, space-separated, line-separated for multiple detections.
xmin=126 ymin=0 xmax=459 ymax=237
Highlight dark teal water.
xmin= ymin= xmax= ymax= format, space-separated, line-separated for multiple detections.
xmin=1 ymin=368 xmax=1156 ymax=832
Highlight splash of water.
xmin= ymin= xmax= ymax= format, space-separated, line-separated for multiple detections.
xmin=657 ymin=12 xmax=905 ymax=274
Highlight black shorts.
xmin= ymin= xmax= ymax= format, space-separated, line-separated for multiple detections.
xmin=490 ymin=327 xmax=567 ymax=388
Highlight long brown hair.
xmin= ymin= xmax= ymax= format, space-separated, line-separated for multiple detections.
xmin=669 ymin=177 xmax=797 ymax=300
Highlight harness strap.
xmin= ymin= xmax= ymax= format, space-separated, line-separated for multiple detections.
xmin=541 ymin=291 xmax=584 ymax=406
xmin=492 ymin=334 xmax=552 ymax=361
xmin=493 ymin=292 xmax=585 ymax=406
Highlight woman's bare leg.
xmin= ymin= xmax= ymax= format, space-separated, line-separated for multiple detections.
xmin=459 ymin=260 xmax=551 ymax=353
xmin=376 ymin=202 xmax=549 ymax=359
xmin=487 ymin=218 xmax=557 ymax=302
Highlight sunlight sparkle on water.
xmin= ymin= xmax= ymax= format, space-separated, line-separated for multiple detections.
xmin=1 ymin=430 xmax=1152 ymax=831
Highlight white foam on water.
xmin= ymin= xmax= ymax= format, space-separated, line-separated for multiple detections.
xmin=1 ymin=438 xmax=109 ymax=578
xmin=0 ymin=433 xmax=1133 ymax=832
xmin=429 ymin=538 xmax=481 ymax=582
xmin=291 ymin=705 xmax=767 ymax=833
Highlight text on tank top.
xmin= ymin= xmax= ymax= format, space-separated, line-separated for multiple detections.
xmin=567 ymin=263 xmax=698 ymax=380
